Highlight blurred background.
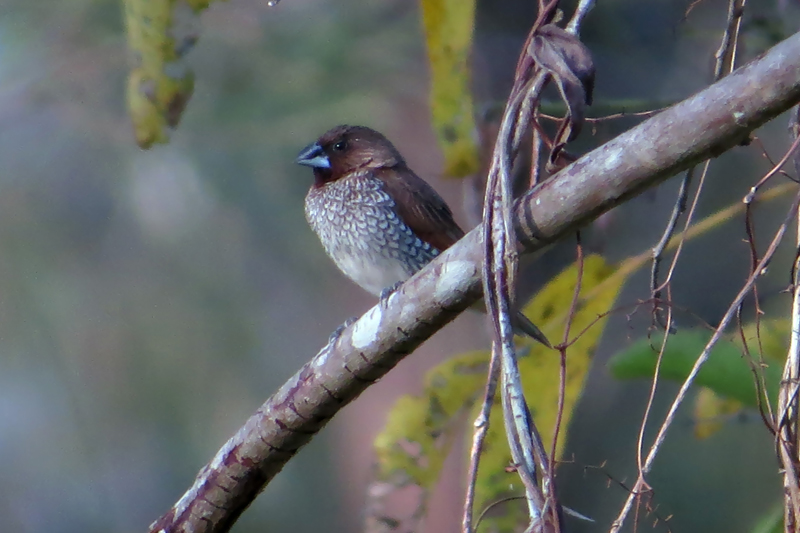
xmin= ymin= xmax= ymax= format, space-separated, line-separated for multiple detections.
xmin=1 ymin=0 xmax=800 ymax=531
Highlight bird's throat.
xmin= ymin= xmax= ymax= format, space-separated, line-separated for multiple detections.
xmin=312 ymin=168 xmax=335 ymax=188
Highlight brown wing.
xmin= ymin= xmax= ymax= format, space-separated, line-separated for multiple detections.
xmin=375 ymin=166 xmax=465 ymax=252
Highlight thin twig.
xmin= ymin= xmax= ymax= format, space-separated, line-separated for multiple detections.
xmin=743 ymin=135 xmax=800 ymax=204
xmin=657 ymin=162 xmax=710 ymax=301
xmin=609 ymin=189 xmax=800 ymax=533
xmin=634 ymin=300 xmax=674 ymax=481
xmin=549 ymin=236 xmax=584 ymax=475
xmin=742 ymin=185 xmax=766 ymax=382
xmin=735 ymin=310 xmax=777 ymax=433
xmin=777 ymin=105 xmax=800 ymax=533
xmin=530 ymin=126 xmax=544 ymax=188
xmin=740 ymin=136 xmax=800 ymax=382
xmin=479 ymin=4 xmax=580 ymax=529
xmin=733 ymin=138 xmax=800 ymax=444
xmin=713 ymin=0 xmax=747 ymax=81
xmin=584 ymin=463 xmax=674 ymax=531
xmin=462 ymin=349 xmax=503 ymax=533
xmin=649 ymin=0 xmax=745 ymax=328
xmin=778 ymin=240 xmax=800 ymax=531
xmin=566 ymin=0 xmax=595 ymax=34
xmin=649 ymin=168 xmax=694 ymax=329
xmin=683 ymin=0 xmax=711 ymax=20
xmin=626 ymin=4 xmax=747 ymax=523
xmin=539 ymin=106 xmax=665 ymax=124
xmin=483 ymin=71 xmax=549 ymax=530
xmin=514 ymin=75 xmax=550 ymax=156
xmin=750 ymin=135 xmax=798 ymax=183
xmin=621 ymin=133 xmax=800 ymax=531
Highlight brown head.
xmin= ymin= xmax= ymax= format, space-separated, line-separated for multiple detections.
xmin=296 ymin=125 xmax=405 ymax=187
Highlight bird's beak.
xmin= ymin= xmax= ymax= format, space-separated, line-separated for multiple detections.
xmin=296 ymin=142 xmax=331 ymax=169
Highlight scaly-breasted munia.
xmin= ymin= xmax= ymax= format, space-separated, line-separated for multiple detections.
xmin=297 ymin=125 xmax=549 ymax=347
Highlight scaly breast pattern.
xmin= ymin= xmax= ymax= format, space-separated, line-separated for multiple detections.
xmin=305 ymin=174 xmax=440 ymax=296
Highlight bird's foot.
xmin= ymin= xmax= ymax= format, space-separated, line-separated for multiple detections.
xmin=328 ymin=316 xmax=359 ymax=346
xmin=379 ymin=281 xmax=404 ymax=307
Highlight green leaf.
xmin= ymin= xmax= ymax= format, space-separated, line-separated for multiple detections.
xmin=608 ymin=329 xmax=782 ymax=408
xmin=750 ymin=503 xmax=784 ymax=533
xmin=420 ymin=0 xmax=479 ymax=177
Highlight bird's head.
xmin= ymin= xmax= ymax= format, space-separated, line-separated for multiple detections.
xmin=296 ymin=125 xmax=404 ymax=186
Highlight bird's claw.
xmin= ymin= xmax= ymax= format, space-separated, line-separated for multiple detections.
xmin=328 ymin=316 xmax=359 ymax=346
xmin=379 ymin=281 xmax=404 ymax=306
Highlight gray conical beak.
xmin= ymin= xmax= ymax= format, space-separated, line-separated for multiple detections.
xmin=296 ymin=142 xmax=331 ymax=169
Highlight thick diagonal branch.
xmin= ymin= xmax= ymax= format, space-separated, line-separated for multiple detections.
xmin=149 ymin=32 xmax=800 ymax=533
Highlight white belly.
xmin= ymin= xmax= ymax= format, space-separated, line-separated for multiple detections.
xmin=331 ymin=250 xmax=412 ymax=296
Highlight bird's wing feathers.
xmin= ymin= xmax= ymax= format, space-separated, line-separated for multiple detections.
xmin=376 ymin=167 xmax=465 ymax=252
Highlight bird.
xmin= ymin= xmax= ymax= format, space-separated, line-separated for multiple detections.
xmin=296 ymin=125 xmax=550 ymax=347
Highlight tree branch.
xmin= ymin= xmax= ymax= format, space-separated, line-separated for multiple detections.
xmin=149 ymin=31 xmax=800 ymax=533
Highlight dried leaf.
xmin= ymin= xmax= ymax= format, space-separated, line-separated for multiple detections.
xmin=529 ymin=24 xmax=595 ymax=167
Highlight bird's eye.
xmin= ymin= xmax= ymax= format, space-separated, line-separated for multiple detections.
xmin=332 ymin=140 xmax=347 ymax=152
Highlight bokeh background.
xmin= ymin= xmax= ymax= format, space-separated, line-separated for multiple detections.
xmin=2 ymin=0 xmax=800 ymax=532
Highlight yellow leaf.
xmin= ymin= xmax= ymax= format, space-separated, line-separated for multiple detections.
xmin=473 ymin=255 xmax=624 ymax=531
xmin=373 ymin=256 xmax=627 ymax=532
xmin=740 ymin=318 xmax=790 ymax=362
xmin=420 ymin=0 xmax=479 ymax=177
xmin=693 ymin=387 xmax=743 ymax=440
xmin=123 ymin=0 xmax=211 ymax=148
xmin=374 ymin=353 xmax=489 ymax=489
xmin=520 ymin=255 xmax=620 ymax=456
